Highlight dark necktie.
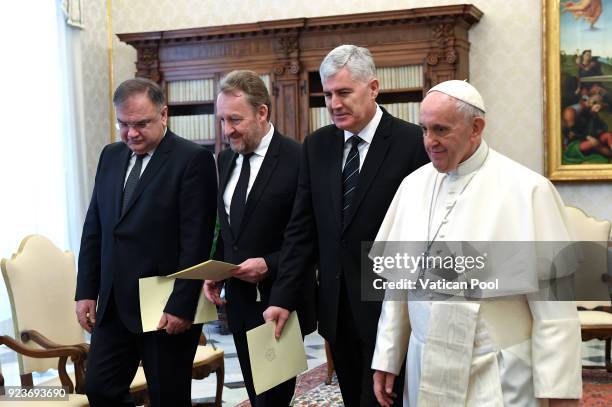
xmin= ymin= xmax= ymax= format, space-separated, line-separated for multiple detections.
xmin=122 ymin=154 xmax=146 ymax=215
xmin=342 ymin=135 xmax=362 ymax=226
xmin=230 ymin=152 xmax=254 ymax=237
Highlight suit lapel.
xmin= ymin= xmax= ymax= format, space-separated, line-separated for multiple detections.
xmin=118 ymin=132 xmax=174 ymax=223
xmin=240 ymin=131 xmax=281 ymax=235
xmin=218 ymin=151 xmax=239 ymax=240
xmin=329 ymin=127 xmax=344 ymax=233
xmin=342 ymin=111 xmax=393 ymax=233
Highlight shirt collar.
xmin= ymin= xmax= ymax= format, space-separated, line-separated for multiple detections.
xmin=449 ymin=139 xmax=489 ymax=177
xmin=343 ymin=104 xmax=383 ymax=145
xmin=252 ymin=123 xmax=274 ymax=158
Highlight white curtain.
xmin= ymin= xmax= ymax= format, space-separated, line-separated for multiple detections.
xmin=0 ymin=0 xmax=89 ymax=360
xmin=59 ymin=3 xmax=90 ymax=253
xmin=61 ymin=0 xmax=85 ymax=28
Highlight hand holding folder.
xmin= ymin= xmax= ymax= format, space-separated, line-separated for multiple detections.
xmin=138 ymin=260 xmax=238 ymax=332
xmin=138 ymin=277 xmax=218 ymax=332
xmin=246 ymin=311 xmax=308 ymax=395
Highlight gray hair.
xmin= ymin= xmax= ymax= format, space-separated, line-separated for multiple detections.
xmin=218 ymin=70 xmax=272 ymax=120
xmin=319 ymin=44 xmax=376 ymax=83
xmin=113 ymin=77 xmax=165 ymax=111
xmin=454 ymin=98 xmax=485 ymax=123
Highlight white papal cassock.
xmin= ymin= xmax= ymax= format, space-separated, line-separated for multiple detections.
xmin=371 ymin=140 xmax=582 ymax=406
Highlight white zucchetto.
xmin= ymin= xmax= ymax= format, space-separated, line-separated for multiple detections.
xmin=427 ymin=80 xmax=486 ymax=112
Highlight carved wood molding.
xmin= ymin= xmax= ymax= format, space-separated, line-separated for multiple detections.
xmin=273 ymin=33 xmax=301 ymax=75
xmin=273 ymin=60 xmax=300 ymax=76
xmin=117 ymin=5 xmax=482 ymax=47
xmin=427 ymin=23 xmax=458 ymax=67
xmin=276 ymin=35 xmax=299 ymax=58
xmin=136 ymin=45 xmax=160 ymax=82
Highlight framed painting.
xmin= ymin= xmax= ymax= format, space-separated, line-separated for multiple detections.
xmin=544 ymin=0 xmax=612 ymax=180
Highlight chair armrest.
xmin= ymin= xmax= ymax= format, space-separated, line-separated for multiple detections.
xmin=20 ymin=330 xmax=89 ymax=354
xmin=0 ymin=334 xmax=86 ymax=360
xmin=0 ymin=335 xmax=86 ymax=393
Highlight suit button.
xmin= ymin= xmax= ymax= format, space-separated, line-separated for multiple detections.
xmin=341 ymin=240 xmax=347 ymax=248
xmin=232 ymin=245 xmax=238 ymax=251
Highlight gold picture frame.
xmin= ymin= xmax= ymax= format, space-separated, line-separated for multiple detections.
xmin=544 ymin=0 xmax=612 ymax=181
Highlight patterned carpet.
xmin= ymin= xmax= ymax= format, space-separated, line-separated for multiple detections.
xmin=235 ymin=364 xmax=341 ymax=407
xmin=581 ymin=369 xmax=612 ymax=406
xmin=238 ymin=364 xmax=612 ymax=406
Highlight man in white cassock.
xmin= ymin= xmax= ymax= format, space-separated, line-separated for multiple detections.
xmin=370 ymin=80 xmax=582 ymax=407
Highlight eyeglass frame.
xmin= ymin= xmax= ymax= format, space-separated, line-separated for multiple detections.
xmin=115 ymin=112 xmax=165 ymax=132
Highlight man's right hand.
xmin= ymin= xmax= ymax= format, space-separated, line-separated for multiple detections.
xmin=262 ymin=306 xmax=289 ymax=339
xmin=75 ymin=299 xmax=97 ymax=333
xmin=203 ymin=280 xmax=226 ymax=306
xmin=373 ymin=370 xmax=397 ymax=407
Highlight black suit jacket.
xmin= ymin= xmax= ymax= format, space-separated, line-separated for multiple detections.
xmin=76 ymin=131 xmax=217 ymax=333
xmin=215 ymin=131 xmax=316 ymax=335
xmin=270 ymin=109 xmax=429 ymax=343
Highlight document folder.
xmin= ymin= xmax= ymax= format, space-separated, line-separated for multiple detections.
xmin=246 ymin=311 xmax=307 ymax=395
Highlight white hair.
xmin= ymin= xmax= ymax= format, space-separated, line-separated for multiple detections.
xmin=319 ymin=45 xmax=376 ymax=83
xmin=454 ymin=98 xmax=485 ymax=123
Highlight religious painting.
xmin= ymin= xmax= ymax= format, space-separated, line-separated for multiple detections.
xmin=544 ymin=0 xmax=612 ymax=180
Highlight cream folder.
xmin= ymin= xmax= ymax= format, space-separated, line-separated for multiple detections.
xmin=247 ymin=311 xmax=308 ymax=395
xmin=167 ymin=259 xmax=237 ymax=281
xmin=138 ymin=276 xmax=217 ymax=332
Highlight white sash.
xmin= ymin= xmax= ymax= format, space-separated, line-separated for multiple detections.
xmin=417 ymin=302 xmax=480 ymax=406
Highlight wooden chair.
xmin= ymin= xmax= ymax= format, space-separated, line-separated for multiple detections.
xmin=192 ymin=334 xmax=224 ymax=407
xmin=0 ymin=335 xmax=90 ymax=406
xmin=1 ymin=234 xmax=225 ymax=406
xmin=0 ymin=235 xmax=148 ymax=404
xmin=565 ymin=206 xmax=612 ymax=371
xmin=324 ymin=340 xmax=334 ymax=385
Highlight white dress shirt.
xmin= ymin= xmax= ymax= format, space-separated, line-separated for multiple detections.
xmin=123 ymin=128 xmax=166 ymax=186
xmin=341 ymin=104 xmax=383 ymax=170
xmin=223 ymin=124 xmax=274 ymax=220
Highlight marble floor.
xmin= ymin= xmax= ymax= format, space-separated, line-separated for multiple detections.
xmin=0 ymin=329 xmax=607 ymax=406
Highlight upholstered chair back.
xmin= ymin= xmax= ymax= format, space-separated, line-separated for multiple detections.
xmin=1 ymin=235 xmax=85 ymax=374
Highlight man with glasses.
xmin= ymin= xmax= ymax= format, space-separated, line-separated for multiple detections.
xmin=75 ymin=78 xmax=217 ymax=406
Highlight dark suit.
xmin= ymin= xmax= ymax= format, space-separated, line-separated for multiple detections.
xmin=215 ymin=130 xmax=316 ymax=406
xmin=76 ymin=131 xmax=217 ymax=407
xmin=270 ymin=109 xmax=429 ymax=406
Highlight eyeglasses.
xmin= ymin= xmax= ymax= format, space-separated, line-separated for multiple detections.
xmin=115 ymin=117 xmax=158 ymax=131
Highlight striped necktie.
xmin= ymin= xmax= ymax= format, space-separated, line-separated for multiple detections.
xmin=342 ymin=135 xmax=362 ymax=226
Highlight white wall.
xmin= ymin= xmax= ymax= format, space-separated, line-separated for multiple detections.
xmin=79 ymin=0 xmax=612 ymax=223
xmin=81 ymin=0 xmax=112 ymax=191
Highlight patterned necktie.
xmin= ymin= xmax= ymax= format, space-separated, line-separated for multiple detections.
xmin=230 ymin=152 xmax=254 ymax=237
xmin=122 ymin=154 xmax=146 ymax=215
xmin=342 ymin=135 xmax=362 ymax=226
